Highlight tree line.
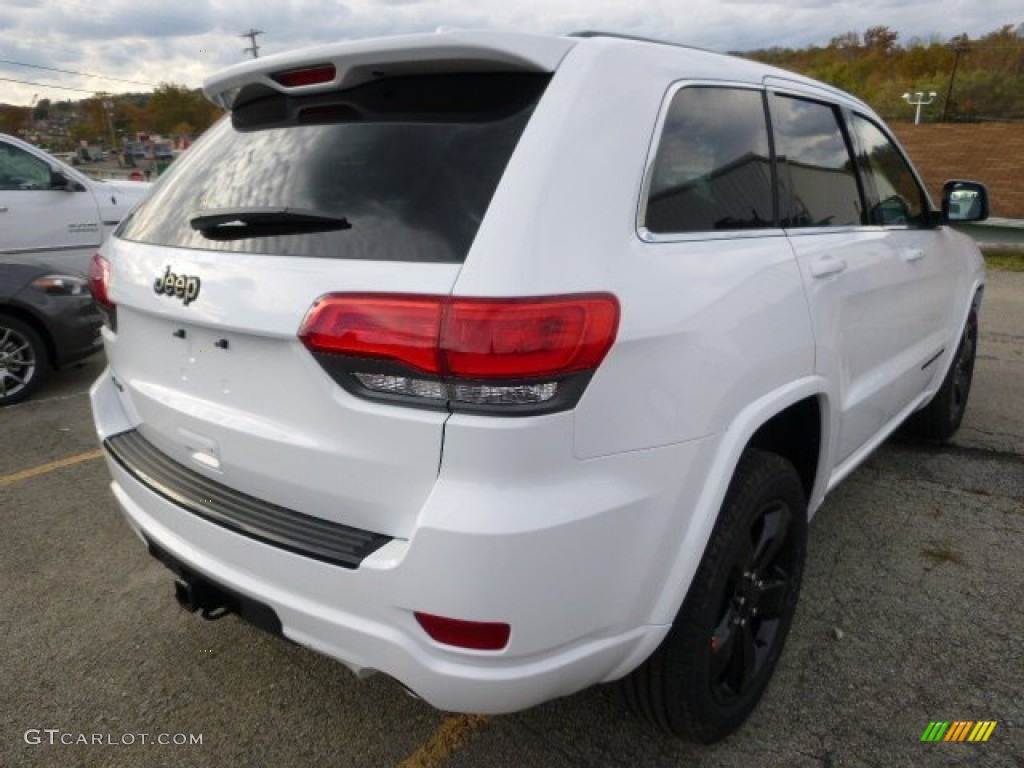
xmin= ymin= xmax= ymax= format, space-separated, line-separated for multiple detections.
xmin=2 ymin=22 xmax=1022 ymax=146
xmin=746 ymin=23 xmax=1024 ymax=122
xmin=0 ymin=84 xmax=223 ymax=148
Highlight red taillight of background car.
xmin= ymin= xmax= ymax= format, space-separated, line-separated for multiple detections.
xmin=88 ymin=253 xmax=116 ymax=330
xmin=298 ymin=293 xmax=619 ymax=413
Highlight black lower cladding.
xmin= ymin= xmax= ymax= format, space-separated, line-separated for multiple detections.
xmin=103 ymin=429 xmax=393 ymax=569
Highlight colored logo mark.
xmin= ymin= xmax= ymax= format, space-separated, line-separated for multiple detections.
xmin=921 ymin=721 xmax=997 ymax=742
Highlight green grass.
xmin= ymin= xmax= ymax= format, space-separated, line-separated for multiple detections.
xmin=982 ymin=250 xmax=1024 ymax=272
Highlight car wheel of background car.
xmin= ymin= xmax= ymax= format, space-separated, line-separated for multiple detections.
xmin=903 ymin=308 xmax=978 ymax=442
xmin=0 ymin=315 xmax=49 ymax=406
xmin=621 ymin=449 xmax=807 ymax=743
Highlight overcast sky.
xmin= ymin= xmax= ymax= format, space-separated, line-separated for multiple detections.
xmin=1 ymin=0 xmax=1021 ymax=106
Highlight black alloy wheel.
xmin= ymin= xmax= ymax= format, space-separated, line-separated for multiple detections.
xmin=621 ymin=449 xmax=808 ymax=743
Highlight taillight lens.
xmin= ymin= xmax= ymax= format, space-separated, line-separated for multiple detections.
xmin=442 ymin=297 xmax=619 ymax=379
xmin=88 ymin=253 xmax=116 ymax=330
xmin=299 ymin=294 xmax=442 ymax=374
xmin=298 ymin=293 xmax=619 ymax=414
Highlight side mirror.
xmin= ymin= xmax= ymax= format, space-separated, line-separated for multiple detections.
xmin=943 ymin=180 xmax=989 ymax=223
xmin=49 ymin=168 xmax=83 ymax=191
xmin=50 ymin=169 xmax=71 ymax=189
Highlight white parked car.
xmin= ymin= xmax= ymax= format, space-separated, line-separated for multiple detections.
xmin=0 ymin=133 xmax=150 ymax=275
xmin=89 ymin=30 xmax=987 ymax=742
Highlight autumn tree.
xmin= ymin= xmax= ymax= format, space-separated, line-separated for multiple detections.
xmin=147 ymin=83 xmax=221 ymax=136
xmin=864 ymin=26 xmax=899 ymax=54
xmin=747 ymin=23 xmax=1024 ymax=121
xmin=70 ymin=96 xmax=109 ymax=144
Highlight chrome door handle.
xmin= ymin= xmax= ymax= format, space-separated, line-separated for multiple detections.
xmin=809 ymin=256 xmax=847 ymax=278
xmin=0 ymin=206 xmax=8 ymax=213
xmin=902 ymin=248 xmax=925 ymax=263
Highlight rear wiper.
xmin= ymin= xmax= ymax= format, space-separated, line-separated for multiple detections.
xmin=189 ymin=207 xmax=351 ymax=240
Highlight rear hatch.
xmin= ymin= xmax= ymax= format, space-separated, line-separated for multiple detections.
xmin=98 ymin=33 xmax=567 ymax=540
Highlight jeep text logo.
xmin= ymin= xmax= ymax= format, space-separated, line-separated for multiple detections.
xmin=154 ymin=267 xmax=201 ymax=306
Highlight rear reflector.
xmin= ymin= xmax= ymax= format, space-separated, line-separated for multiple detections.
xmin=270 ymin=64 xmax=337 ymax=88
xmin=414 ymin=612 xmax=511 ymax=651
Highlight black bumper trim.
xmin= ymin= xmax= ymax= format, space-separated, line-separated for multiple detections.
xmin=104 ymin=429 xmax=393 ymax=569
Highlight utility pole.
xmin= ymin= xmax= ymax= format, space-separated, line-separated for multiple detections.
xmin=26 ymin=94 xmax=38 ymax=137
xmin=942 ymin=35 xmax=971 ymax=122
xmin=99 ymin=93 xmax=117 ymax=151
xmin=241 ymin=29 xmax=263 ymax=59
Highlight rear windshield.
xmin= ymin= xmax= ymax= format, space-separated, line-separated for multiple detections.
xmin=117 ymin=73 xmax=550 ymax=263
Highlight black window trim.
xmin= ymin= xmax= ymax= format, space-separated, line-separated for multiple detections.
xmin=636 ymin=80 xmax=787 ymax=244
xmin=637 ymin=81 xmax=936 ymax=243
xmin=845 ymin=109 xmax=938 ymax=230
xmin=767 ymin=89 xmax=871 ymax=234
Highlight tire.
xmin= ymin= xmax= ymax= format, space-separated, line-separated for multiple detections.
xmin=0 ymin=315 xmax=50 ymax=406
xmin=903 ymin=308 xmax=978 ymax=442
xmin=621 ymin=449 xmax=807 ymax=743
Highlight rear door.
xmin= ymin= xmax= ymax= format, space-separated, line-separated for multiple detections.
xmin=103 ymin=71 xmax=549 ymax=540
xmin=769 ymin=91 xmax=923 ymax=465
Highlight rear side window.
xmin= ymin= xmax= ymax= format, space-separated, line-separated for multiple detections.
xmin=850 ymin=115 xmax=928 ymax=226
xmin=642 ymin=86 xmax=774 ymax=234
xmin=117 ymin=73 xmax=549 ymax=263
xmin=770 ymin=94 xmax=863 ymax=229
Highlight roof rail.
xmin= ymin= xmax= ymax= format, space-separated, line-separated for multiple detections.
xmin=568 ymin=30 xmax=713 ymax=54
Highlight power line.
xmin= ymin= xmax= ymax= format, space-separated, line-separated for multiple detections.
xmin=0 ymin=75 xmax=99 ymax=95
xmin=0 ymin=59 xmax=157 ymax=87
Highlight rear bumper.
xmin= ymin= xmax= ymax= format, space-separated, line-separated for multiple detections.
xmin=90 ymin=366 xmax=707 ymax=713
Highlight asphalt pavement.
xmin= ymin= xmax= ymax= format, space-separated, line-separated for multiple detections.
xmin=1 ymin=271 xmax=1022 ymax=768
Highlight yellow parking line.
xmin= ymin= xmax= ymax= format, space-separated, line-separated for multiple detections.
xmin=0 ymin=448 xmax=104 ymax=489
xmin=399 ymin=714 xmax=492 ymax=768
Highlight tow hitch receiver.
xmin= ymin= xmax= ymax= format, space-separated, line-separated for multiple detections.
xmin=174 ymin=575 xmax=237 ymax=621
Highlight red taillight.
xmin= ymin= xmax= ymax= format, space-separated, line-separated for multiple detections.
xmin=300 ymin=294 xmax=618 ymax=376
xmin=270 ymin=63 xmax=337 ymax=88
xmin=299 ymin=294 xmax=442 ymax=374
xmin=298 ymin=293 xmax=619 ymax=412
xmin=88 ymin=253 xmax=113 ymax=310
xmin=442 ymin=297 xmax=620 ymax=379
xmin=414 ymin=612 xmax=511 ymax=651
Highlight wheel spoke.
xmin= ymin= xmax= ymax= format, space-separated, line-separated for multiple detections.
xmin=737 ymin=621 xmax=758 ymax=693
xmin=710 ymin=606 xmax=738 ymax=682
xmin=755 ymin=570 xmax=790 ymax=618
xmin=749 ymin=502 xmax=789 ymax=573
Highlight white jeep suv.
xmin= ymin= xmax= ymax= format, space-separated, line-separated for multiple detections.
xmin=89 ymin=30 xmax=987 ymax=742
